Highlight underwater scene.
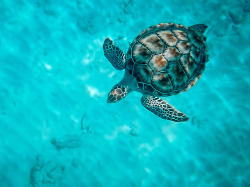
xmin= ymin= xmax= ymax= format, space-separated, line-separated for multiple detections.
xmin=0 ymin=0 xmax=250 ymax=186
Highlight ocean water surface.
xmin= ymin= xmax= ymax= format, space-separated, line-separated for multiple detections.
xmin=0 ymin=0 xmax=250 ymax=186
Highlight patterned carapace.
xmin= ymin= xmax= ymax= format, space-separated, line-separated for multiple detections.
xmin=125 ymin=23 xmax=208 ymax=96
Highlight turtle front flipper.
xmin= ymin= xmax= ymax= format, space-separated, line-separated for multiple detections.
xmin=141 ymin=95 xmax=189 ymax=122
xmin=103 ymin=37 xmax=125 ymax=70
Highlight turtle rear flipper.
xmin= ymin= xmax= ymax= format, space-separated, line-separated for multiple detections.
xmin=189 ymin=24 xmax=207 ymax=34
xmin=141 ymin=95 xmax=189 ymax=122
xmin=103 ymin=37 xmax=125 ymax=70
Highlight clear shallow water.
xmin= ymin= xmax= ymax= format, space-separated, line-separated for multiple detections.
xmin=0 ymin=0 xmax=250 ymax=186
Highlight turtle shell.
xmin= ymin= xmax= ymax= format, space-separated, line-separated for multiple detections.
xmin=125 ymin=23 xmax=208 ymax=96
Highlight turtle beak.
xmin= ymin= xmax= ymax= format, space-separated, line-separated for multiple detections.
xmin=107 ymin=94 xmax=116 ymax=103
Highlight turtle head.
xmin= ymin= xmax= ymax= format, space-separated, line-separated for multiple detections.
xmin=107 ymin=84 xmax=129 ymax=103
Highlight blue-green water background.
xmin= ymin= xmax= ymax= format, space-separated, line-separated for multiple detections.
xmin=0 ymin=0 xmax=250 ymax=186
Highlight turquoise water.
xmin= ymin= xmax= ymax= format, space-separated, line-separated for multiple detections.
xmin=0 ymin=0 xmax=250 ymax=186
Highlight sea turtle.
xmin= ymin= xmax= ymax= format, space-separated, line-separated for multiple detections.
xmin=103 ymin=23 xmax=208 ymax=122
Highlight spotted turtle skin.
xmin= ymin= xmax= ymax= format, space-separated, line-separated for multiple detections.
xmin=125 ymin=23 xmax=208 ymax=96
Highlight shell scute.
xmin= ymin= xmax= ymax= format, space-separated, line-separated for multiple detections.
xmin=149 ymin=54 xmax=168 ymax=72
xmin=133 ymin=43 xmax=151 ymax=64
xmin=163 ymin=47 xmax=180 ymax=61
xmin=188 ymin=31 xmax=204 ymax=48
xmin=176 ymin=41 xmax=190 ymax=54
xmin=180 ymin=55 xmax=197 ymax=77
xmin=167 ymin=61 xmax=189 ymax=89
xmin=134 ymin=64 xmax=153 ymax=84
xmin=140 ymin=34 xmax=165 ymax=54
xmin=164 ymin=23 xmax=175 ymax=28
xmin=156 ymin=30 xmax=178 ymax=46
xmin=152 ymin=73 xmax=173 ymax=93
xmin=173 ymin=30 xmax=187 ymax=40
